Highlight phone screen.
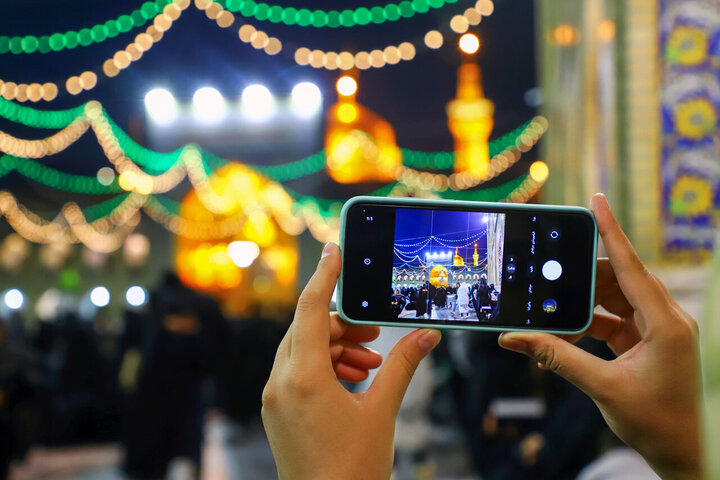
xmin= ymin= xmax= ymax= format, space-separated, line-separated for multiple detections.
xmin=340 ymin=199 xmax=596 ymax=332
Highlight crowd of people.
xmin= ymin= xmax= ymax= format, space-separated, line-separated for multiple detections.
xmin=0 ymin=273 xmax=289 ymax=479
xmin=392 ymin=275 xmax=500 ymax=321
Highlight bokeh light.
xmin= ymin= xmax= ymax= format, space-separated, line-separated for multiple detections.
xmin=530 ymin=160 xmax=550 ymax=183
xmin=4 ymin=289 xmax=24 ymax=310
xmin=459 ymin=33 xmax=480 ymax=54
xmin=144 ymin=88 xmax=177 ymax=124
xmin=291 ymin=82 xmax=322 ymax=117
xmin=337 ymin=103 xmax=358 ymax=123
xmin=193 ymin=86 xmax=227 ymax=123
xmin=89 ymin=286 xmax=111 ymax=307
xmin=227 ymin=241 xmax=261 ymax=268
xmin=96 ymin=166 xmax=116 ymax=186
xmin=336 ymin=76 xmax=357 ymax=97
xmin=424 ymin=30 xmax=444 ymax=49
xmin=125 ymin=286 xmax=148 ymax=307
xmin=241 ymin=84 xmax=275 ymax=121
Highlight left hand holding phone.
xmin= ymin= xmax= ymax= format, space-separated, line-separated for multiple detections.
xmin=261 ymin=242 xmax=442 ymax=480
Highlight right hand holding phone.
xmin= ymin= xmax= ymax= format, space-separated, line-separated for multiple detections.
xmin=498 ymin=194 xmax=701 ymax=480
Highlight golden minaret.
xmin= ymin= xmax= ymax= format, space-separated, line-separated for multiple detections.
xmin=473 ymin=243 xmax=479 ymax=266
xmin=446 ymin=48 xmax=494 ymax=176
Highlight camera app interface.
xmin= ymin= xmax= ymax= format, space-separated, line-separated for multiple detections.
xmin=391 ymin=208 xmax=505 ymax=322
xmin=342 ymin=201 xmax=595 ymax=331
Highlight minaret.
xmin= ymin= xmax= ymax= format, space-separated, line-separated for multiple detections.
xmin=453 ymin=247 xmax=465 ymax=266
xmin=446 ymin=33 xmax=495 ymax=176
xmin=473 ymin=243 xmax=479 ymax=266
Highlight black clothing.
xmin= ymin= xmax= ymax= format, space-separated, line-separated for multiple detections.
xmin=123 ymin=277 xmax=229 ymax=479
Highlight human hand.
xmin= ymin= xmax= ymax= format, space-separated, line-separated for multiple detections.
xmin=261 ymin=242 xmax=442 ymax=480
xmin=498 ymin=193 xmax=701 ymax=480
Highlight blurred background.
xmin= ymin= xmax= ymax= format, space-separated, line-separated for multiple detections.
xmin=0 ymin=0 xmax=718 ymax=478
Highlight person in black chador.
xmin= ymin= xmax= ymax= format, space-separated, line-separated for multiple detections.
xmin=123 ymin=272 xmax=229 ymax=479
xmin=415 ymin=282 xmax=430 ymax=318
xmin=434 ymin=285 xmax=447 ymax=308
xmin=391 ymin=290 xmax=406 ymax=318
xmin=474 ymin=277 xmax=491 ymax=320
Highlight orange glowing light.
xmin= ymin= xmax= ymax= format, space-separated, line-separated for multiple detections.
xmin=337 ymin=104 xmax=358 ymax=123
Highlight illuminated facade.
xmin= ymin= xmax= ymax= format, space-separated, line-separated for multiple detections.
xmin=176 ymin=163 xmax=298 ymax=315
xmin=325 ymin=75 xmax=402 ymax=183
xmin=453 ymin=247 xmax=465 ymax=266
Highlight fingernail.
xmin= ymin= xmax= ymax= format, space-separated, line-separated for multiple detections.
xmin=498 ymin=332 xmax=528 ymax=353
xmin=591 ymin=193 xmax=608 ymax=209
xmin=321 ymin=242 xmax=336 ymax=259
xmin=417 ymin=329 xmax=441 ymax=355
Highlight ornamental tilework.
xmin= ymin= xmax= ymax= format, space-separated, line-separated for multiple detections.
xmin=661 ymin=0 xmax=720 ymax=252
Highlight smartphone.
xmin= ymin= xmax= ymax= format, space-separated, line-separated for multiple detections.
xmin=337 ymin=196 xmax=597 ymax=334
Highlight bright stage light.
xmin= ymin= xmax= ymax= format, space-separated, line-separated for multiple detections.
xmin=482 ymin=215 xmax=489 ymax=223
xmin=459 ymin=33 xmax=480 ymax=54
xmin=227 ymin=240 xmax=261 ymax=268
xmin=193 ymin=87 xmax=227 ymax=123
xmin=4 ymin=289 xmax=24 ymax=310
xmin=336 ymin=76 xmax=357 ymax=97
xmin=241 ymin=84 xmax=275 ymax=121
xmin=89 ymin=286 xmax=110 ymax=307
xmin=291 ymin=82 xmax=322 ymax=117
xmin=144 ymin=88 xmax=177 ymax=124
xmin=125 ymin=286 xmax=147 ymax=307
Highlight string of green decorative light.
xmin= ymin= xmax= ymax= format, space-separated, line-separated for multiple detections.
xmin=0 ymin=96 xmax=84 ymax=129
xmin=438 ymin=173 xmax=528 ymax=201
xmin=0 ymin=0 xmax=173 ymax=54
xmin=399 ymin=120 xmax=535 ymax=170
xmin=0 ymin=154 xmax=122 ymax=193
xmin=84 ymin=192 xmax=134 ymax=222
xmin=248 ymin=151 xmax=326 ymax=181
xmin=284 ymin=182 xmax=399 ymax=217
xmin=0 ymin=98 xmax=539 ymax=185
xmin=221 ymin=0 xmax=460 ymax=28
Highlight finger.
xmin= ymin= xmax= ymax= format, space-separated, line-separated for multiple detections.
xmin=368 ymin=329 xmax=441 ymax=417
xmin=291 ymin=242 xmax=341 ymax=363
xmin=329 ymin=313 xmax=381 ymax=343
xmin=330 ymin=340 xmax=383 ymax=370
xmin=498 ymin=331 xmax=609 ymax=398
xmin=558 ymin=312 xmax=641 ymax=356
xmin=334 ymin=362 xmax=372 ymax=383
xmin=595 ymin=258 xmax=617 ymax=288
xmin=594 ymin=282 xmax=635 ymax=319
xmin=591 ymin=194 xmax=670 ymax=326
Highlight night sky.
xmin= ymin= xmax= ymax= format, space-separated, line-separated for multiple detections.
xmin=0 ymin=0 xmax=537 ymax=211
xmin=393 ymin=208 xmax=489 ymax=267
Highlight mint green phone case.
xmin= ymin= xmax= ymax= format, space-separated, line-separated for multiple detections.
xmin=337 ymin=196 xmax=598 ymax=334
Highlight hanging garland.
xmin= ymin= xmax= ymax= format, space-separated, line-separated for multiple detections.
xmin=0 ymin=0 xmax=491 ymax=101
xmin=0 ymin=0 xmax=174 ymax=54
xmin=0 ymin=0 xmax=189 ymax=102
xmin=0 ymin=0 xmax=468 ymax=56
xmin=219 ymin=0 xmax=465 ymax=28
xmin=0 ymin=97 xmax=543 ymax=189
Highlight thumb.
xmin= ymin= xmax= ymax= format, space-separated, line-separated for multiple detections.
xmin=368 ymin=329 xmax=441 ymax=416
xmin=498 ymin=332 xmax=608 ymax=397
